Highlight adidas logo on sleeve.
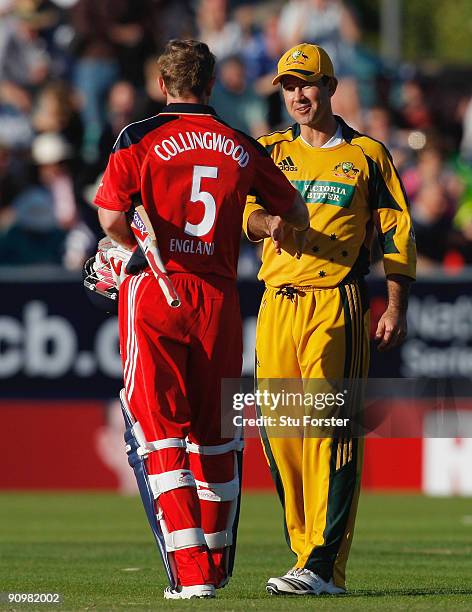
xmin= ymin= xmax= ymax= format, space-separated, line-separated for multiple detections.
xmin=278 ymin=156 xmax=298 ymax=171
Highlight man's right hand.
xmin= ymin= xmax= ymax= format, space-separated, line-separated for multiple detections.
xmin=248 ymin=210 xmax=310 ymax=258
xmin=265 ymin=215 xmax=285 ymax=255
xmin=246 ymin=192 xmax=309 ymax=255
xmin=265 ymin=215 xmax=310 ymax=258
xmin=293 ymin=225 xmax=310 ymax=259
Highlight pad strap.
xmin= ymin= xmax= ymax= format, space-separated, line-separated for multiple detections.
xmin=186 ymin=439 xmax=244 ymax=455
xmin=195 ymin=476 xmax=239 ymax=502
xmin=131 ymin=423 xmax=186 ymax=457
xmin=133 ymin=421 xmax=187 ymax=457
xmin=149 ymin=469 xmax=196 ymax=498
xmin=205 ymin=530 xmax=233 ymax=549
xmin=145 ymin=438 xmax=187 ymax=452
xmin=163 ymin=526 xmax=206 ymax=552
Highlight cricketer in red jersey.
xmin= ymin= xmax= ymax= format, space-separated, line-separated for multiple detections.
xmin=94 ymin=39 xmax=309 ymax=600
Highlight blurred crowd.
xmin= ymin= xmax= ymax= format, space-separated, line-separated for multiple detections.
xmin=1 ymin=0 xmax=472 ymax=276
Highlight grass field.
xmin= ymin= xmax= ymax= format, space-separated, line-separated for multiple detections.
xmin=1 ymin=492 xmax=472 ymax=611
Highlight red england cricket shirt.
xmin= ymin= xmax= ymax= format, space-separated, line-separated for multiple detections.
xmin=94 ymin=103 xmax=297 ymax=279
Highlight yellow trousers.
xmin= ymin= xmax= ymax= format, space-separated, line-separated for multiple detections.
xmin=255 ymin=280 xmax=370 ymax=589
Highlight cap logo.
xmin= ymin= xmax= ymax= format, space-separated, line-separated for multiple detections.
xmin=286 ymin=49 xmax=309 ymax=65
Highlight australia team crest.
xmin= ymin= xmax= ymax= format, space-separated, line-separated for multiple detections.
xmin=333 ymin=161 xmax=359 ymax=180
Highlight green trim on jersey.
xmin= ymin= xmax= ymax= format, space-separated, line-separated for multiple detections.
xmin=379 ymin=226 xmax=400 ymax=254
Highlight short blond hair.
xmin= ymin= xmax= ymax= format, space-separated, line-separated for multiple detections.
xmin=157 ymin=39 xmax=215 ymax=98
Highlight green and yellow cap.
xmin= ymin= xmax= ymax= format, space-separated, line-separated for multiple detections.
xmin=272 ymin=43 xmax=335 ymax=86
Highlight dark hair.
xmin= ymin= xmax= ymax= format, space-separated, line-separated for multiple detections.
xmin=157 ymin=39 xmax=216 ymax=98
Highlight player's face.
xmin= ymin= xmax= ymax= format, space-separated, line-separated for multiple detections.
xmin=281 ymin=75 xmax=332 ymax=128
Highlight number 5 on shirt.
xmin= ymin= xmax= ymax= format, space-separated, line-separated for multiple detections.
xmin=185 ymin=165 xmax=218 ymax=238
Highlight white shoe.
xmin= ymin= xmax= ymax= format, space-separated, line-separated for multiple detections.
xmin=266 ymin=568 xmax=346 ymax=596
xmin=163 ymin=584 xmax=215 ymax=599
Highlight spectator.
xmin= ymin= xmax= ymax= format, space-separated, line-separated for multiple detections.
xmin=211 ymin=54 xmax=268 ymax=137
xmin=402 ymin=145 xmax=461 ymax=205
xmin=0 ymin=145 xmax=66 ymax=267
xmin=0 ymin=1 xmax=54 ymax=89
xmin=147 ymin=0 xmax=195 ymax=52
xmin=98 ymin=80 xmax=138 ymax=166
xmin=32 ymin=80 xmax=84 ymax=158
xmin=0 ymin=1 xmax=55 ymax=151
xmin=30 ymin=132 xmax=78 ymax=229
xmin=460 ymin=95 xmax=472 ymax=162
xmin=340 ymin=8 xmax=386 ymax=110
xmin=237 ymin=9 xmax=284 ymax=127
xmin=363 ymin=106 xmax=411 ymax=171
xmin=410 ymin=182 xmax=452 ymax=271
xmin=396 ymin=79 xmax=434 ymax=130
xmin=109 ymin=1 xmax=151 ymax=86
xmin=69 ymin=0 xmax=122 ymax=161
xmin=69 ymin=0 xmax=164 ymax=161
xmin=278 ymin=0 xmax=359 ymax=78
xmin=196 ymin=0 xmax=243 ymax=61
xmin=451 ymin=156 xmax=472 ymax=263
xmin=33 ymin=132 xmax=97 ymax=268
xmin=133 ymin=55 xmax=166 ymax=119
xmin=364 ymin=106 xmax=399 ymax=148
xmin=36 ymin=131 xmax=98 ymax=267
xmin=0 ymin=82 xmax=34 ymax=150
xmin=240 ymin=9 xmax=282 ymax=89
xmin=0 ymin=142 xmax=22 ymax=227
xmin=0 ymin=132 xmax=94 ymax=267
xmin=0 ymin=192 xmax=65 ymax=265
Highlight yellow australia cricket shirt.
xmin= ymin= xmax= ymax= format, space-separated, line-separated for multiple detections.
xmin=243 ymin=117 xmax=416 ymax=288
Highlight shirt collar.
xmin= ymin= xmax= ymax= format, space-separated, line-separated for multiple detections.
xmin=320 ymin=122 xmax=343 ymax=148
xmin=160 ymin=103 xmax=217 ymax=116
xmin=299 ymin=120 xmax=344 ymax=149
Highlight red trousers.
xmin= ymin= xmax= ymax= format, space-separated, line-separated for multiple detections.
xmin=119 ymin=272 xmax=242 ymax=586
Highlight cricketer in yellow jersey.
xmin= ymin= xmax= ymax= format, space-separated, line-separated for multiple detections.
xmin=243 ymin=43 xmax=416 ymax=596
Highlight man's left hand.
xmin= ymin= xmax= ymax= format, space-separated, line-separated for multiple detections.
xmin=375 ymin=307 xmax=408 ymax=351
xmin=94 ymin=239 xmax=134 ymax=290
